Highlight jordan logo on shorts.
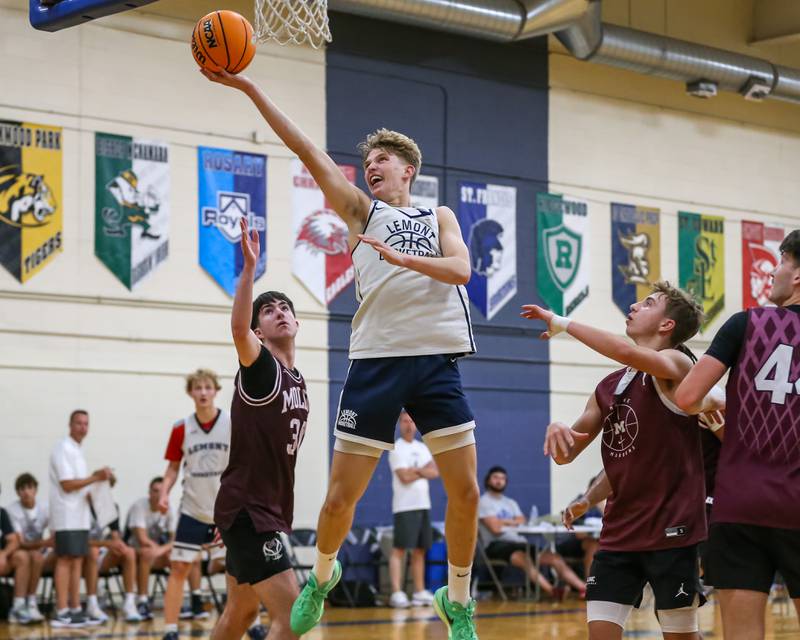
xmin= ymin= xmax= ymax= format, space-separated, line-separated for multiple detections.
xmin=262 ymin=538 xmax=284 ymax=562
xmin=675 ymin=582 xmax=689 ymax=598
xmin=337 ymin=409 xmax=357 ymax=429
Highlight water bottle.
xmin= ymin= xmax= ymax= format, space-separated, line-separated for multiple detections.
xmin=528 ymin=504 xmax=539 ymax=526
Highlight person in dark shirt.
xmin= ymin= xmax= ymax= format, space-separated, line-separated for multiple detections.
xmin=0 ymin=491 xmax=34 ymax=624
xmin=677 ymin=229 xmax=800 ymax=639
xmin=210 ymin=217 xmax=308 ymax=640
xmin=523 ymin=281 xmax=724 ymax=640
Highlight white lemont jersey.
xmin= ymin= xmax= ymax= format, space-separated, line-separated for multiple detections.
xmin=349 ymin=201 xmax=475 ymax=359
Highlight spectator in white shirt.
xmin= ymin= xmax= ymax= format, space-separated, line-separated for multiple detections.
xmin=48 ymin=409 xmax=113 ymax=628
xmin=6 ymin=472 xmax=53 ymax=622
xmin=388 ymin=410 xmax=439 ymax=608
xmin=126 ymin=476 xmax=175 ymax=620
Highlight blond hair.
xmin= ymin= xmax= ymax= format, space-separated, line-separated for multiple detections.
xmin=357 ymin=128 xmax=421 ymax=183
xmin=650 ymin=281 xmax=705 ymax=346
xmin=185 ymin=368 xmax=221 ymax=394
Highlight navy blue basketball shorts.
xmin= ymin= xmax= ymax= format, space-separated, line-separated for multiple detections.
xmin=334 ymin=354 xmax=475 ymax=450
xmin=171 ymin=513 xmax=216 ymax=563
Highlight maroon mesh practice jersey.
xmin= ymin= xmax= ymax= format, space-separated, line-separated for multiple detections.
xmin=711 ymin=307 xmax=800 ymax=530
xmin=214 ymin=347 xmax=309 ymax=533
xmin=594 ymin=367 xmax=707 ymax=551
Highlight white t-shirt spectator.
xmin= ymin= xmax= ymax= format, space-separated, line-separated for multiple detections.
xmin=49 ymin=436 xmax=91 ymax=531
xmin=6 ymin=499 xmax=49 ymax=543
xmin=125 ymin=497 xmax=174 ymax=547
xmin=478 ymin=493 xmax=526 ymax=543
xmin=388 ymin=438 xmax=433 ymax=514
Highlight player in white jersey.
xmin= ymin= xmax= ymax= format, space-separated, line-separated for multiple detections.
xmin=158 ymin=369 xmax=231 ymax=640
xmin=204 ymin=70 xmax=480 ymax=640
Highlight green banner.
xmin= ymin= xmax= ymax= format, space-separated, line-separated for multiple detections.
xmin=678 ymin=211 xmax=725 ymax=329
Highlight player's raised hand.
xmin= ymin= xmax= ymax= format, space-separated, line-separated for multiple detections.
xmin=200 ymin=67 xmax=253 ymax=92
xmin=562 ymin=496 xmax=590 ymax=530
xmin=358 ymin=234 xmax=409 ymax=268
xmin=240 ymin=217 xmax=260 ymax=268
xmin=520 ymin=304 xmax=559 ymax=339
xmin=543 ymin=421 xmax=590 ymax=462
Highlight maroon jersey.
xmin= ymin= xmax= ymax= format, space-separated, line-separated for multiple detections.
xmin=595 ymin=367 xmax=706 ymax=551
xmin=214 ymin=347 xmax=309 ymax=533
xmin=712 ymin=307 xmax=800 ymax=530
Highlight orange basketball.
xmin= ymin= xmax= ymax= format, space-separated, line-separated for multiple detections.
xmin=191 ymin=10 xmax=256 ymax=74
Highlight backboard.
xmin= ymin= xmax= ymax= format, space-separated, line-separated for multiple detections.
xmin=30 ymin=0 xmax=159 ymax=32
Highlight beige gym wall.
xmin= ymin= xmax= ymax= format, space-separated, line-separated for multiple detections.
xmin=547 ymin=0 xmax=800 ymax=510
xmin=0 ymin=0 xmax=329 ymax=527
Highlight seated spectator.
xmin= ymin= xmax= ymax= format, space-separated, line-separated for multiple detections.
xmin=556 ymin=473 xmax=606 ymax=580
xmin=84 ymin=502 xmax=142 ymax=623
xmin=479 ymin=466 xmax=586 ymax=598
xmin=0 ymin=484 xmax=35 ymax=624
xmin=125 ymin=477 xmax=174 ymax=620
xmin=6 ymin=473 xmax=52 ymax=623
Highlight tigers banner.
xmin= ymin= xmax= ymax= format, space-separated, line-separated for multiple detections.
xmin=95 ymin=133 xmax=170 ymax=290
xmin=198 ymin=147 xmax=267 ymax=296
xmin=458 ymin=181 xmax=517 ymax=319
xmin=741 ymin=220 xmax=785 ymax=309
xmin=292 ymin=160 xmax=356 ymax=306
xmin=610 ymin=203 xmax=660 ymax=316
xmin=678 ymin=211 xmax=725 ymax=329
xmin=0 ymin=121 xmax=62 ymax=283
xmin=536 ymin=193 xmax=590 ymax=316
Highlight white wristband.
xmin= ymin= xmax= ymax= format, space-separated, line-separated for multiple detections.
xmin=548 ymin=314 xmax=571 ymax=336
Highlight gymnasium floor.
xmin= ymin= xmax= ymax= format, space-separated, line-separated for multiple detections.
xmin=1 ymin=595 xmax=798 ymax=639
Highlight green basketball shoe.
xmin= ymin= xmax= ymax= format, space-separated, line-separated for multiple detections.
xmin=433 ymin=586 xmax=478 ymax=640
xmin=289 ymin=561 xmax=342 ymax=636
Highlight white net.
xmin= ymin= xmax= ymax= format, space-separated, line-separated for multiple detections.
xmin=254 ymin=0 xmax=332 ymax=49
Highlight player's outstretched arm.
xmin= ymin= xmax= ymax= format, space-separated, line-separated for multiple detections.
xmin=231 ymin=218 xmax=262 ymax=367
xmin=544 ymin=394 xmax=602 ymax=465
xmin=521 ymin=304 xmax=692 ymax=382
xmin=201 ymin=69 xmax=371 ymax=228
xmin=675 ymin=355 xmax=728 ymax=414
xmin=357 ymin=207 xmax=471 ymax=285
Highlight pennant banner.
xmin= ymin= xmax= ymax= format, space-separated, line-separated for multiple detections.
xmin=292 ymin=160 xmax=356 ymax=306
xmin=0 ymin=121 xmax=63 ymax=283
xmin=95 ymin=133 xmax=170 ymax=290
xmin=198 ymin=147 xmax=267 ymax=296
xmin=536 ymin=193 xmax=590 ymax=316
xmin=458 ymin=181 xmax=517 ymax=319
xmin=610 ymin=203 xmax=661 ymax=316
xmin=678 ymin=211 xmax=725 ymax=329
xmin=410 ymin=175 xmax=439 ymax=209
xmin=742 ymin=220 xmax=784 ymax=309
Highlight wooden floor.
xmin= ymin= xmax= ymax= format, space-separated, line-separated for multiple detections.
xmin=1 ymin=595 xmax=797 ymax=639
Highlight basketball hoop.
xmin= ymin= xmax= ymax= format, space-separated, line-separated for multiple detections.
xmin=254 ymin=0 xmax=332 ymax=49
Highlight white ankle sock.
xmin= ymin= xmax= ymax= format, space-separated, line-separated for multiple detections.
xmin=448 ymin=562 xmax=472 ymax=606
xmin=124 ymin=593 xmax=136 ymax=608
xmin=165 ymin=623 xmax=178 ymax=633
xmin=312 ymin=547 xmax=338 ymax=584
xmin=87 ymin=595 xmax=99 ymax=609
xmin=137 ymin=595 xmax=149 ymax=604
xmin=27 ymin=595 xmax=38 ymax=607
xmin=13 ymin=597 xmax=24 ymax=609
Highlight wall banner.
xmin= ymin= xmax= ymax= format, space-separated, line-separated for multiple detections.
xmin=96 ymin=133 xmax=170 ymax=290
xmin=0 ymin=121 xmax=63 ymax=283
xmin=678 ymin=211 xmax=725 ymax=329
xmin=741 ymin=220 xmax=784 ymax=309
xmin=536 ymin=193 xmax=590 ymax=316
xmin=198 ymin=146 xmax=267 ymax=296
xmin=610 ymin=202 xmax=661 ymax=316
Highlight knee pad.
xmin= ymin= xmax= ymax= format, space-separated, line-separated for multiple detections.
xmin=422 ymin=428 xmax=475 ymax=455
xmin=333 ymin=437 xmax=383 ymax=458
xmin=586 ymin=601 xmax=634 ymax=629
xmin=657 ymin=599 xmax=699 ymax=634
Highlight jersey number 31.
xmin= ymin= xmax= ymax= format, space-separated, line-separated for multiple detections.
xmin=754 ymin=344 xmax=800 ymax=405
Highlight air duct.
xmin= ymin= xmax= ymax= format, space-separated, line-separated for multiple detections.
xmin=328 ymin=0 xmax=800 ymax=105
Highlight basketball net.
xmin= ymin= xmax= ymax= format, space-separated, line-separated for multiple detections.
xmin=254 ymin=0 xmax=332 ymax=48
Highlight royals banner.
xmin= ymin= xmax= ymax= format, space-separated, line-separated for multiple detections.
xmin=292 ymin=160 xmax=356 ymax=306
xmin=198 ymin=147 xmax=266 ymax=296
xmin=742 ymin=220 xmax=784 ymax=309
xmin=611 ymin=203 xmax=661 ymax=316
xmin=536 ymin=193 xmax=590 ymax=316
xmin=458 ymin=181 xmax=517 ymax=319
xmin=0 ymin=121 xmax=62 ymax=283
xmin=678 ymin=211 xmax=725 ymax=329
xmin=95 ymin=133 xmax=170 ymax=290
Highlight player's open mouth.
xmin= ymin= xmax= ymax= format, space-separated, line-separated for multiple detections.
xmin=369 ymin=175 xmax=382 ymax=186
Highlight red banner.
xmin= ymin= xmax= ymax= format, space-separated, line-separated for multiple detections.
xmin=741 ymin=220 xmax=784 ymax=309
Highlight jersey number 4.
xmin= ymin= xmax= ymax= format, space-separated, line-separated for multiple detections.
xmin=754 ymin=344 xmax=800 ymax=405
xmin=287 ymin=418 xmax=307 ymax=456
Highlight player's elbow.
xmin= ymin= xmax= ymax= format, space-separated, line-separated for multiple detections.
xmin=452 ymin=261 xmax=471 ymax=285
xmin=674 ymin=383 xmax=700 ymax=414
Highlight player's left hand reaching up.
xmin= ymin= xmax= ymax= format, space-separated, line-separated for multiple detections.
xmin=358 ymin=234 xmax=408 ymax=268
xmin=521 ymin=304 xmax=558 ymax=339
xmin=240 ymin=217 xmax=260 ymax=269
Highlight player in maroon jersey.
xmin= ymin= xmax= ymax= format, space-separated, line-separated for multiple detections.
xmin=522 ymin=281 xmax=724 ymax=640
xmin=676 ymin=229 xmax=800 ymax=640
xmin=210 ymin=217 xmax=309 ymax=640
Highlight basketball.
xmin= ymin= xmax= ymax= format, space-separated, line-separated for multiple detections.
xmin=191 ymin=10 xmax=256 ymax=74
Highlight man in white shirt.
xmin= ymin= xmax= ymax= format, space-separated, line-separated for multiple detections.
xmin=388 ymin=410 xmax=439 ymax=608
xmin=6 ymin=472 xmax=53 ymax=622
xmin=126 ymin=476 xmax=175 ymax=620
xmin=48 ymin=409 xmax=113 ymax=628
